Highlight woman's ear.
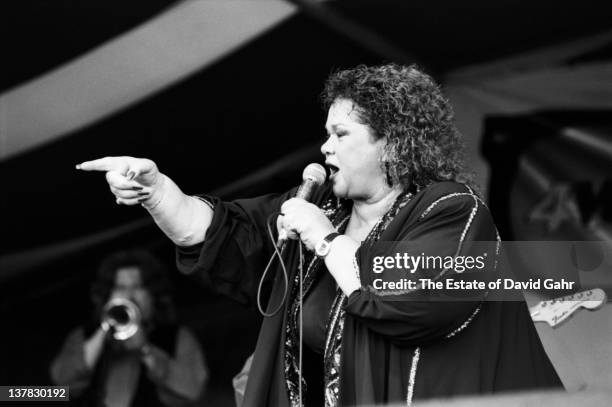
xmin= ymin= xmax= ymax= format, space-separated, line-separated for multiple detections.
xmin=378 ymin=144 xmax=394 ymax=187
xmin=384 ymin=161 xmax=393 ymax=188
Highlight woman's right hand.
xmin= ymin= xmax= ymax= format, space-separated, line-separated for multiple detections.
xmin=76 ymin=156 xmax=163 ymax=206
xmin=77 ymin=155 xmax=212 ymax=246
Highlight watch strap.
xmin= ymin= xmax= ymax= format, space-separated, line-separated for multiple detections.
xmin=323 ymin=232 xmax=341 ymax=244
xmin=315 ymin=232 xmax=341 ymax=258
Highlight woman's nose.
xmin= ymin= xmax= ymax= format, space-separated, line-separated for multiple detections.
xmin=320 ymin=137 xmax=333 ymax=155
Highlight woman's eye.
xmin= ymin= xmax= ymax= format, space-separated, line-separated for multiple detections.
xmin=323 ymin=131 xmax=347 ymax=140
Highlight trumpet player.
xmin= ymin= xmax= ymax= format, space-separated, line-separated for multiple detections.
xmin=50 ymin=250 xmax=207 ymax=406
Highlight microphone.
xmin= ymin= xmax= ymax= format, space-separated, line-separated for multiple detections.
xmin=277 ymin=163 xmax=327 ymax=245
xmin=296 ymin=163 xmax=327 ymax=200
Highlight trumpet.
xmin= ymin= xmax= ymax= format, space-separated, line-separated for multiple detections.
xmin=101 ymin=297 xmax=142 ymax=340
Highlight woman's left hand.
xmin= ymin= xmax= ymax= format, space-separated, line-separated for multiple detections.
xmin=279 ymin=198 xmax=336 ymax=251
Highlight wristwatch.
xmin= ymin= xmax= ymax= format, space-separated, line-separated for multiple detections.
xmin=315 ymin=232 xmax=341 ymax=258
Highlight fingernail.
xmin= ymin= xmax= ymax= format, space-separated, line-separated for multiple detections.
xmin=75 ymin=164 xmax=82 ymax=170
xmin=116 ymin=198 xmax=122 ymax=205
xmin=132 ymin=186 xmax=143 ymax=191
xmin=127 ymin=171 xmax=136 ymax=180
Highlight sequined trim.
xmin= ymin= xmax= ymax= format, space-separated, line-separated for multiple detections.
xmin=283 ymin=197 xmax=350 ymax=407
xmin=324 ymin=292 xmax=346 ymax=407
xmin=493 ymin=230 xmax=501 ymax=271
xmin=320 ymin=191 xmax=415 ymax=406
xmin=441 ymin=190 xmax=499 ymax=339
xmin=361 ymin=192 xmax=414 ymax=251
xmin=406 ymin=347 xmax=420 ymax=407
xmin=456 ymin=194 xmax=479 ymax=256
xmin=420 ymin=190 xmax=488 ymax=220
xmin=324 ymin=292 xmax=346 ymax=361
xmin=352 ymin=256 xmax=361 ymax=283
xmin=445 ymin=303 xmax=483 ymax=339
xmin=424 ymin=191 xmax=480 ymax=282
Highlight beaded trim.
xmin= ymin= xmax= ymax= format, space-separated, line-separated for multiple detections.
xmin=283 ymin=197 xmax=350 ymax=407
xmin=352 ymin=256 xmax=361 ymax=283
xmin=323 ymin=292 xmax=346 ymax=407
xmin=463 ymin=186 xmax=489 ymax=209
xmin=324 ymin=292 xmax=346 ymax=362
xmin=424 ymin=192 xmax=480 ymax=283
xmin=440 ymin=190 xmax=501 ymax=340
xmin=420 ymin=190 xmax=488 ymax=220
xmin=322 ymin=191 xmax=414 ymax=407
xmin=361 ymin=192 xmax=414 ymax=251
xmin=406 ymin=347 xmax=421 ymax=407
xmin=493 ymin=230 xmax=501 ymax=271
xmin=456 ymin=194 xmax=479 ymax=256
xmin=445 ymin=303 xmax=483 ymax=339
xmin=440 ymin=188 xmax=502 ymax=340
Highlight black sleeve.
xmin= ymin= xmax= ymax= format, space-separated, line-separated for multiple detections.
xmin=345 ymin=193 xmax=499 ymax=346
xmin=176 ymin=189 xmax=297 ymax=305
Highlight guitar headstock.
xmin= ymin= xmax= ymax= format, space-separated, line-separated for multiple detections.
xmin=530 ymin=288 xmax=607 ymax=327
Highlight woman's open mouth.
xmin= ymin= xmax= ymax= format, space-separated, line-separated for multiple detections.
xmin=325 ymin=164 xmax=339 ymax=177
xmin=326 ymin=164 xmax=339 ymax=179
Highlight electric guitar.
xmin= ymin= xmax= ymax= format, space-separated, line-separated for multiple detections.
xmin=529 ymin=288 xmax=607 ymax=327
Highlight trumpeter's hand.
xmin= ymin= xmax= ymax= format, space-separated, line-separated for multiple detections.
xmin=120 ymin=327 xmax=147 ymax=352
xmin=278 ymin=198 xmax=335 ymax=251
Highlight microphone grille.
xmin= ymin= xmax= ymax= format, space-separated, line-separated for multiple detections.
xmin=302 ymin=163 xmax=327 ymax=186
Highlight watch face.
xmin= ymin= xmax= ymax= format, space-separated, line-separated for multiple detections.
xmin=316 ymin=241 xmax=330 ymax=257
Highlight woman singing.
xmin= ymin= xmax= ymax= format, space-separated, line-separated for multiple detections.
xmin=78 ymin=64 xmax=561 ymax=406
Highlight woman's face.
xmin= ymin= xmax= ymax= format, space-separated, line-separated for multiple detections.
xmin=321 ymin=98 xmax=387 ymax=201
xmin=112 ymin=267 xmax=153 ymax=322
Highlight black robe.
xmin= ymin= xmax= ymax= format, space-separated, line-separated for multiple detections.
xmin=177 ymin=181 xmax=561 ymax=406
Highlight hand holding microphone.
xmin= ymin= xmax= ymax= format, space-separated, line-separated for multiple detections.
xmin=277 ymin=163 xmax=335 ymax=251
xmin=277 ymin=163 xmax=326 ymax=242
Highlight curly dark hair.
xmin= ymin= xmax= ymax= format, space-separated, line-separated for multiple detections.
xmin=90 ymin=250 xmax=176 ymax=327
xmin=322 ymin=63 xmax=474 ymax=191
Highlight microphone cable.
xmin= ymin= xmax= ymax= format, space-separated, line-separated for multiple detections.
xmin=257 ymin=211 xmax=289 ymax=317
xmin=257 ymin=211 xmax=305 ymax=406
xmin=298 ymin=241 xmax=303 ymax=407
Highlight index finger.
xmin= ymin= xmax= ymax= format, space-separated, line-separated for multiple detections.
xmin=76 ymin=157 xmax=127 ymax=173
